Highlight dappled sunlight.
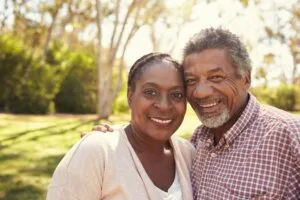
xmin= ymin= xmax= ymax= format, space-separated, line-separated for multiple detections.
xmin=0 ymin=0 xmax=299 ymax=199
xmin=0 ymin=113 xmax=200 ymax=199
xmin=0 ymin=114 xmax=99 ymax=200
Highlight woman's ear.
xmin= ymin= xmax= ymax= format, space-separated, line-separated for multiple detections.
xmin=127 ymin=88 xmax=133 ymax=108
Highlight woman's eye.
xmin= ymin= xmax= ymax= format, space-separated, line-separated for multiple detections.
xmin=171 ymin=92 xmax=184 ymax=100
xmin=144 ymin=89 xmax=157 ymax=97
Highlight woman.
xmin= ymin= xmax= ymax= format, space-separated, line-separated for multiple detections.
xmin=46 ymin=53 xmax=195 ymax=200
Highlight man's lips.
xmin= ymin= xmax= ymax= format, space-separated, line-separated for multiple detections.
xmin=199 ymin=101 xmax=218 ymax=108
xmin=195 ymin=99 xmax=222 ymax=112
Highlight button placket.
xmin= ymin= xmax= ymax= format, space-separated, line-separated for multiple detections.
xmin=210 ymin=152 xmax=217 ymax=158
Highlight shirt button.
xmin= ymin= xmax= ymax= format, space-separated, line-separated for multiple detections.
xmin=206 ymin=139 xmax=212 ymax=147
xmin=210 ymin=152 xmax=217 ymax=158
xmin=201 ymin=189 xmax=207 ymax=195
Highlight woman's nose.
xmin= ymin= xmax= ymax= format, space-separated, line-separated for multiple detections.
xmin=154 ymin=95 xmax=171 ymax=110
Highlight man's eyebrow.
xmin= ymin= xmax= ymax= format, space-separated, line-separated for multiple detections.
xmin=207 ymin=68 xmax=224 ymax=73
xmin=183 ymin=72 xmax=193 ymax=76
xmin=184 ymin=67 xmax=224 ymax=76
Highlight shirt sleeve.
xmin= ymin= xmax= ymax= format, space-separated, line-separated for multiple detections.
xmin=46 ymin=133 xmax=106 ymax=200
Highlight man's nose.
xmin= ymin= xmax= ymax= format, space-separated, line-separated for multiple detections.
xmin=192 ymin=82 xmax=214 ymax=99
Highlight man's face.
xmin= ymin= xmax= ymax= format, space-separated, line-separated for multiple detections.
xmin=183 ymin=48 xmax=250 ymax=128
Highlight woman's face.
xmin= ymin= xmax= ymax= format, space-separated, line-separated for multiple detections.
xmin=128 ymin=62 xmax=186 ymax=141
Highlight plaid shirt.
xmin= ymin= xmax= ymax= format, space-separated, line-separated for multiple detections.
xmin=191 ymin=94 xmax=300 ymax=200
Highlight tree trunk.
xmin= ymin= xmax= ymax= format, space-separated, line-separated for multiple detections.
xmin=43 ymin=2 xmax=63 ymax=58
xmin=0 ymin=0 xmax=9 ymax=32
xmin=95 ymin=0 xmax=108 ymax=119
xmin=95 ymin=0 xmax=162 ymax=119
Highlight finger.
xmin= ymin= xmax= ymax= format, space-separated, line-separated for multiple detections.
xmin=104 ymin=124 xmax=114 ymax=132
xmin=91 ymin=124 xmax=112 ymax=132
xmin=91 ymin=125 xmax=107 ymax=132
xmin=80 ymin=132 xmax=87 ymax=138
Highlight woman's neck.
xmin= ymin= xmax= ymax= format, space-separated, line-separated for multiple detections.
xmin=125 ymin=124 xmax=171 ymax=154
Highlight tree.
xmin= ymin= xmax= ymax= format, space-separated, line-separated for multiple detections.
xmin=0 ymin=0 xmax=9 ymax=32
xmin=40 ymin=0 xmax=65 ymax=57
xmin=148 ymin=0 xmax=201 ymax=53
xmin=95 ymin=0 xmax=166 ymax=119
xmin=254 ymin=0 xmax=299 ymax=85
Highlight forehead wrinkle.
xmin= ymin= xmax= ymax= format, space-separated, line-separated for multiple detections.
xmin=207 ymin=68 xmax=224 ymax=74
xmin=184 ymin=67 xmax=224 ymax=77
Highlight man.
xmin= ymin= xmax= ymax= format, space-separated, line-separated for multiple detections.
xmin=183 ymin=28 xmax=300 ymax=199
xmin=90 ymin=28 xmax=300 ymax=199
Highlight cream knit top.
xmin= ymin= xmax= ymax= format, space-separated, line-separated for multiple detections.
xmin=47 ymin=127 xmax=195 ymax=200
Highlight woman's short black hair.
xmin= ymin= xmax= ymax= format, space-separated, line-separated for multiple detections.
xmin=128 ymin=52 xmax=183 ymax=91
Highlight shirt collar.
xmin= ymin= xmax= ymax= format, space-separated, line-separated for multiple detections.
xmin=222 ymin=93 xmax=260 ymax=146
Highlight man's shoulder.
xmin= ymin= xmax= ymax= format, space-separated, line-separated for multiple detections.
xmin=259 ymin=104 xmax=300 ymax=126
xmin=257 ymin=104 xmax=300 ymax=140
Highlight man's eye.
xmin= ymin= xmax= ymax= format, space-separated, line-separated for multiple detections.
xmin=210 ymin=75 xmax=224 ymax=82
xmin=185 ymin=79 xmax=196 ymax=85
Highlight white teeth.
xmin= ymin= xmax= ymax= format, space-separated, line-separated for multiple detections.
xmin=200 ymin=102 xmax=217 ymax=108
xmin=151 ymin=118 xmax=172 ymax=124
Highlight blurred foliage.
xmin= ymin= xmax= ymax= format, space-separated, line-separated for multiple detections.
xmin=251 ymin=84 xmax=300 ymax=111
xmin=270 ymin=84 xmax=297 ymax=111
xmin=54 ymin=49 xmax=97 ymax=113
xmin=0 ymin=33 xmax=128 ymax=114
xmin=0 ymin=34 xmax=100 ymax=114
xmin=112 ymin=78 xmax=129 ymax=114
xmin=0 ymin=34 xmax=63 ymax=114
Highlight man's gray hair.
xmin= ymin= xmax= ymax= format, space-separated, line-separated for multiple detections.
xmin=183 ymin=28 xmax=252 ymax=77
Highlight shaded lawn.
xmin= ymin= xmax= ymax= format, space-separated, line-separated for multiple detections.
xmin=0 ymin=110 xmax=199 ymax=200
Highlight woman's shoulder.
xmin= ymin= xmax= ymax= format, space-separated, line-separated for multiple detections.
xmin=80 ymin=127 xmax=125 ymax=150
xmin=56 ymin=127 xmax=125 ymax=170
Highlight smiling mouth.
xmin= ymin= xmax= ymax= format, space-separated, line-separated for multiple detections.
xmin=150 ymin=117 xmax=172 ymax=124
xmin=196 ymin=99 xmax=223 ymax=113
xmin=199 ymin=102 xmax=218 ymax=108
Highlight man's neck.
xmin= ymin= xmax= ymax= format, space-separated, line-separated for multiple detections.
xmin=210 ymin=93 xmax=250 ymax=145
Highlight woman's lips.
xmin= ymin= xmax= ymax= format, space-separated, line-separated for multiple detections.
xmin=150 ymin=117 xmax=172 ymax=125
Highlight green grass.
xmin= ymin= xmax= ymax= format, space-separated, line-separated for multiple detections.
xmin=0 ymin=108 xmax=199 ymax=200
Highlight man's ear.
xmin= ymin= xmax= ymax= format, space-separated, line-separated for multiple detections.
xmin=242 ymin=72 xmax=251 ymax=90
xmin=127 ymin=88 xmax=133 ymax=108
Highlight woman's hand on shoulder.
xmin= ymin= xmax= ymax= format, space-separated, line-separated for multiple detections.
xmin=92 ymin=124 xmax=114 ymax=132
xmin=80 ymin=123 xmax=114 ymax=138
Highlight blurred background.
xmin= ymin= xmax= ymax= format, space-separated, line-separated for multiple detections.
xmin=0 ymin=0 xmax=299 ymax=199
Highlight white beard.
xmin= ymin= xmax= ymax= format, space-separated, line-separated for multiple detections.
xmin=199 ymin=106 xmax=230 ymax=128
